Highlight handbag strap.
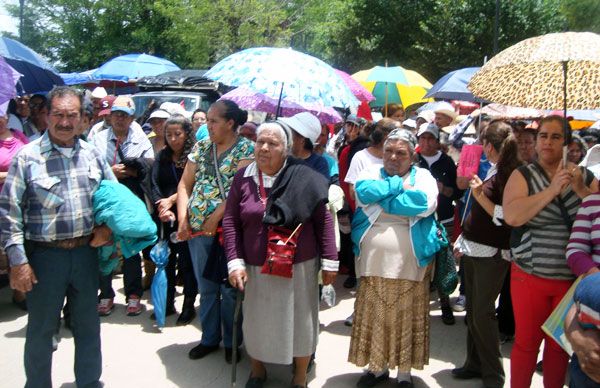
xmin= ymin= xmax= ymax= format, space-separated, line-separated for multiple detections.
xmin=212 ymin=143 xmax=226 ymax=201
xmin=258 ymin=170 xmax=267 ymax=207
xmin=530 ymin=162 xmax=573 ymax=229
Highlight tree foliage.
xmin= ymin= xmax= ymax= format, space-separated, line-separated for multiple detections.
xmin=1 ymin=0 xmax=592 ymax=83
xmin=560 ymin=0 xmax=600 ymax=33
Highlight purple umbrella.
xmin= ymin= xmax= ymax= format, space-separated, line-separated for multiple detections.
xmin=334 ymin=69 xmax=375 ymax=102
xmin=220 ymin=86 xmax=343 ymax=124
xmin=0 ymin=57 xmax=22 ymax=115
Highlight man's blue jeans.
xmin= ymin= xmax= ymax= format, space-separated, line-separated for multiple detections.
xmin=188 ymin=236 xmax=241 ymax=348
xmin=25 ymin=243 xmax=101 ymax=388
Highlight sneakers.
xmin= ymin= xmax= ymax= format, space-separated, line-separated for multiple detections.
xmin=97 ymin=298 xmax=114 ymax=316
xmin=452 ymin=295 xmax=466 ymax=312
xmin=126 ymin=295 xmax=143 ymax=316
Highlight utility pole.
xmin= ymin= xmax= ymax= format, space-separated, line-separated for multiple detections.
xmin=19 ymin=0 xmax=25 ymax=40
xmin=493 ymin=0 xmax=500 ymax=54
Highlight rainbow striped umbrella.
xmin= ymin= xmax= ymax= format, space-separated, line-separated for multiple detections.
xmin=352 ymin=65 xmax=432 ymax=108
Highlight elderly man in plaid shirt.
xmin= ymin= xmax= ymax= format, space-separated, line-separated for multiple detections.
xmin=0 ymin=86 xmax=115 ymax=388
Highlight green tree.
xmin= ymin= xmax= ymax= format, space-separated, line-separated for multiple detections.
xmin=4 ymin=0 xmax=187 ymax=71
xmin=561 ymin=0 xmax=600 ymax=33
xmin=412 ymin=0 xmax=565 ymax=80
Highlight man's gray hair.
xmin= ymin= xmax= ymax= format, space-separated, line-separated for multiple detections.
xmin=47 ymin=86 xmax=84 ymax=114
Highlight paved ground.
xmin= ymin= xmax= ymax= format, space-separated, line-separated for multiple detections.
xmin=0 ymin=275 xmax=546 ymax=387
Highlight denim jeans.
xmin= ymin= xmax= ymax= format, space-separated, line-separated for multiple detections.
xmin=98 ymin=252 xmax=143 ymax=300
xmin=25 ymin=243 xmax=102 ymax=388
xmin=188 ymin=236 xmax=242 ymax=348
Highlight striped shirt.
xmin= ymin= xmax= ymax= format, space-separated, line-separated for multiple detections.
xmin=89 ymin=125 xmax=154 ymax=166
xmin=0 ymin=132 xmax=116 ymax=266
xmin=512 ymin=163 xmax=592 ymax=280
xmin=566 ymin=193 xmax=600 ymax=276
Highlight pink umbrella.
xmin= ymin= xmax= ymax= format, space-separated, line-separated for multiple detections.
xmin=480 ymin=103 xmax=545 ymax=120
xmin=220 ymin=86 xmax=343 ymax=124
xmin=334 ymin=69 xmax=375 ymax=102
xmin=0 ymin=56 xmax=22 ymax=115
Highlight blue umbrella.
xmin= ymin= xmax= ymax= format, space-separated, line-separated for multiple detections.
xmin=60 ymin=69 xmax=96 ymax=85
xmin=150 ymin=239 xmax=170 ymax=328
xmin=204 ymin=47 xmax=359 ymax=109
xmin=92 ymin=53 xmax=180 ymax=82
xmin=0 ymin=37 xmax=64 ymax=94
xmin=425 ymin=67 xmax=483 ymax=102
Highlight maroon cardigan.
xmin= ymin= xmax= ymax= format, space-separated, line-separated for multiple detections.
xmin=222 ymin=169 xmax=338 ymax=266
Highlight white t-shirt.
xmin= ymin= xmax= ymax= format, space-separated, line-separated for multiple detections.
xmin=420 ymin=151 xmax=442 ymax=167
xmin=344 ymin=148 xmax=383 ymax=185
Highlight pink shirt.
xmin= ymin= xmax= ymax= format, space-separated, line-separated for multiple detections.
xmin=566 ymin=193 xmax=600 ymax=276
xmin=0 ymin=132 xmax=28 ymax=191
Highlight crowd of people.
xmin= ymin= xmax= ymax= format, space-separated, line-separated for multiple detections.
xmin=0 ymin=85 xmax=599 ymax=388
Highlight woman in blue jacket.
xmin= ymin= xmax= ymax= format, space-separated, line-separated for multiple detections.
xmin=348 ymin=129 xmax=439 ymax=388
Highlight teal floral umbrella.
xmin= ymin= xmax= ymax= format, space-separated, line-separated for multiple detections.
xmin=204 ymin=47 xmax=359 ymax=110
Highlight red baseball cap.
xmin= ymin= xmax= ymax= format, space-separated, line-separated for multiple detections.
xmin=98 ymin=95 xmax=117 ymax=117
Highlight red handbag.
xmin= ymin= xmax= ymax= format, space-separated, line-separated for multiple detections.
xmin=257 ymin=170 xmax=302 ymax=278
xmin=261 ymin=225 xmax=302 ymax=278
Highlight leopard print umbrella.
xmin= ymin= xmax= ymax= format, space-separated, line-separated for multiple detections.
xmin=468 ymin=32 xmax=600 ymax=110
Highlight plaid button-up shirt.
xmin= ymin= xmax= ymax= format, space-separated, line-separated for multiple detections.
xmin=0 ymin=132 xmax=116 ymax=266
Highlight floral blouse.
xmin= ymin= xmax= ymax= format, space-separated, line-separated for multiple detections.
xmin=187 ymin=136 xmax=254 ymax=231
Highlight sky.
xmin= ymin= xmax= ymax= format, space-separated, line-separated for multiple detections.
xmin=1 ymin=0 xmax=19 ymax=35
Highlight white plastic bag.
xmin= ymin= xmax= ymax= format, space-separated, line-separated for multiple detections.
xmin=321 ymin=284 xmax=336 ymax=307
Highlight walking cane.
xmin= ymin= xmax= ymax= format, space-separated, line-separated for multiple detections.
xmin=231 ymin=289 xmax=243 ymax=387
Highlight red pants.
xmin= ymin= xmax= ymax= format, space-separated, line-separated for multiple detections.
xmin=510 ymin=263 xmax=572 ymax=388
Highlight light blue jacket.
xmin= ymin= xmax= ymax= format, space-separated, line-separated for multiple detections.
xmin=93 ymin=180 xmax=158 ymax=275
xmin=351 ymin=165 xmax=440 ymax=267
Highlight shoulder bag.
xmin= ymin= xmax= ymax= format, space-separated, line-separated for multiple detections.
xmin=201 ymin=144 xmax=229 ymax=284
xmin=257 ymin=169 xmax=302 ymax=278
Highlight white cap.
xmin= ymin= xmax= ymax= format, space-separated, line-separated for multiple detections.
xmin=159 ymin=102 xmax=191 ymax=119
xmin=416 ymin=110 xmax=435 ymax=123
xmin=148 ymin=109 xmax=171 ymax=120
xmin=402 ymin=118 xmax=417 ymax=129
xmin=417 ymin=123 xmax=440 ymax=139
xmin=91 ymin=87 xmax=107 ymax=99
xmin=278 ymin=112 xmax=321 ymax=144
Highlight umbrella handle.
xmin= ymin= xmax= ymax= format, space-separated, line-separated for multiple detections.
xmin=275 ymin=82 xmax=285 ymax=119
xmin=231 ymin=290 xmax=243 ymax=387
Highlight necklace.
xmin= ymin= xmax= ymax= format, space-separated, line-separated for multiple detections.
xmin=257 ymin=170 xmax=267 ymax=207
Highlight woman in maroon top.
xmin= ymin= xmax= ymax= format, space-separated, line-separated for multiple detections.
xmin=224 ymin=122 xmax=338 ymax=388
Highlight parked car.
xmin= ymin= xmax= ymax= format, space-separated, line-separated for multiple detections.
xmin=132 ymin=70 xmax=223 ymax=121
